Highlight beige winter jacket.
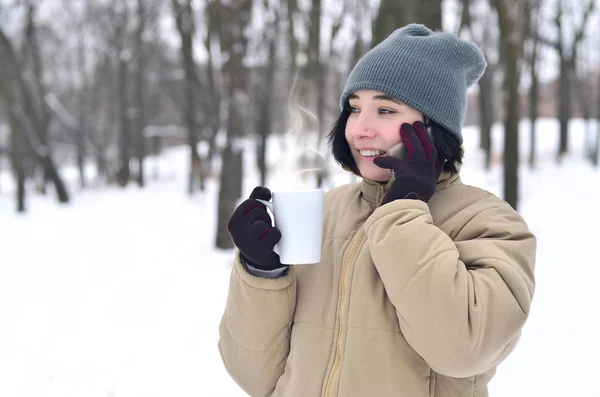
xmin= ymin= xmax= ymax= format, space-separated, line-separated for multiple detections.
xmin=218 ymin=170 xmax=537 ymax=397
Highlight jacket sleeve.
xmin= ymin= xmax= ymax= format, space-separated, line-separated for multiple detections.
xmin=363 ymin=198 xmax=536 ymax=378
xmin=244 ymin=258 xmax=289 ymax=279
xmin=218 ymin=252 xmax=297 ymax=396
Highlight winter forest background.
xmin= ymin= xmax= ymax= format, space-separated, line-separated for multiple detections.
xmin=1 ymin=0 xmax=599 ymax=396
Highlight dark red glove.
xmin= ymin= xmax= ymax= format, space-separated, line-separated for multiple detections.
xmin=226 ymin=186 xmax=283 ymax=271
xmin=373 ymin=121 xmax=443 ymax=205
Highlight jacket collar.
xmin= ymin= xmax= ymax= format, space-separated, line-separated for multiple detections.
xmin=359 ymin=163 xmax=462 ymax=207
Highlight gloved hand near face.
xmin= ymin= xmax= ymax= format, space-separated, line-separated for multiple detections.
xmin=373 ymin=121 xmax=443 ymax=205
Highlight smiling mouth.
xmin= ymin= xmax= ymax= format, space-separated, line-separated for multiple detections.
xmin=358 ymin=149 xmax=386 ymax=157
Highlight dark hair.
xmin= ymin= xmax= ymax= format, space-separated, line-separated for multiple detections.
xmin=327 ymin=104 xmax=464 ymax=176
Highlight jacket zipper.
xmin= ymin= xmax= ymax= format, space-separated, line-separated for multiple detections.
xmin=324 ymin=228 xmax=366 ymax=397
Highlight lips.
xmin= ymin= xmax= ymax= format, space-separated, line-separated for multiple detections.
xmin=357 ymin=149 xmax=386 ymax=158
xmin=356 ymin=149 xmax=386 ymax=164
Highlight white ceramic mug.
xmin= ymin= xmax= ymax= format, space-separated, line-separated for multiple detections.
xmin=257 ymin=189 xmax=324 ymax=265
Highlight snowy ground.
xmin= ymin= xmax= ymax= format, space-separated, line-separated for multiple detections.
xmin=0 ymin=118 xmax=599 ymax=397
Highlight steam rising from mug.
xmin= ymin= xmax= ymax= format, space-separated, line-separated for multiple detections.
xmin=270 ymin=73 xmax=329 ymax=190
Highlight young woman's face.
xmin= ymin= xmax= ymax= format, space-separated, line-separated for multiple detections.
xmin=345 ymin=90 xmax=424 ymax=182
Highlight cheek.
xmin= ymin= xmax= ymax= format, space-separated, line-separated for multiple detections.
xmin=345 ymin=118 xmax=355 ymax=137
xmin=378 ymin=114 xmax=423 ymax=146
xmin=344 ymin=125 xmax=354 ymax=146
xmin=379 ymin=124 xmax=402 ymax=146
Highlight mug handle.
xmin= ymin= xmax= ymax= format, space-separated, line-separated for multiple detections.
xmin=256 ymin=199 xmax=273 ymax=212
xmin=256 ymin=199 xmax=280 ymax=256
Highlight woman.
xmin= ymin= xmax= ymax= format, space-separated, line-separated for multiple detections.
xmin=219 ymin=24 xmax=536 ymax=397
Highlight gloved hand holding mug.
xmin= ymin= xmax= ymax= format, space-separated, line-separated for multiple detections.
xmin=227 ymin=186 xmax=284 ymax=271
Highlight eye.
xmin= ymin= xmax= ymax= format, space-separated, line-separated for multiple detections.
xmin=350 ymin=106 xmax=360 ymax=114
xmin=378 ymin=108 xmax=396 ymax=115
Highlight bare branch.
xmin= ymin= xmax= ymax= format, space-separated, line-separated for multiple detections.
xmin=573 ymin=0 xmax=595 ymax=45
xmin=535 ymin=33 xmax=560 ymax=50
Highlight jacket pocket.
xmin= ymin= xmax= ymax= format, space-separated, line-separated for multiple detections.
xmin=429 ymin=369 xmax=436 ymax=397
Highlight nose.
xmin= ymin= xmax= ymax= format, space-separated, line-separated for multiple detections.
xmin=351 ymin=113 xmax=376 ymax=139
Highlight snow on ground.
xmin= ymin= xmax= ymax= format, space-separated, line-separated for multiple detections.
xmin=0 ymin=119 xmax=599 ymax=397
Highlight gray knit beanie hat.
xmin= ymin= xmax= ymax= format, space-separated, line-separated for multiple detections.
xmin=340 ymin=24 xmax=486 ymax=144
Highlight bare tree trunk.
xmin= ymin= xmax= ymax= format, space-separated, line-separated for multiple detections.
xmin=92 ymin=53 xmax=113 ymax=184
xmin=257 ymin=117 xmax=269 ymax=187
xmin=595 ymin=57 xmax=600 ymax=166
xmin=215 ymin=0 xmax=252 ymax=249
xmin=117 ymin=50 xmax=131 ymax=186
xmin=9 ymin=123 xmax=26 ymax=212
xmin=17 ymin=4 xmax=45 ymax=194
xmin=134 ymin=0 xmax=147 ymax=188
xmin=546 ymin=0 xmax=567 ymax=164
xmin=372 ymin=0 xmax=442 ymax=45
xmin=203 ymin=0 xmax=222 ymax=177
xmin=503 ymin=59 xmax=521 ymax=209
xmin=306 ymin=0 xmax=328 ymax=187
xmin=350 ymin=2 xmax=364 ymax=65
xmin=575 ymin=71 xmax=593 ymax=162
xmin=568 ymin=1 xmax=594 ymax=159
xmin=557 ymin=58 xmax=570 ymax=162
xmin=542 ymin=0 xmax=595 ymax=163
xmin=416 ymin=0 xmax=443 ymax=31
xmin=77 ymin=26 xmax=87 ymax=188
xmin=115 ymin=6 xmax=131 ymax=187
xmin=283 ymin=0 xmax=301 ymax=143
xmin=328 ymin=4 xmax=347 ymax=109
xmin=528 ymin=22 xmax=540 ymax=169
xmin=495 ymin=0 xmax=529 ymax=210
xmin=461 ymin=0 xmax=494 ymax=170
xmin=23 ymin=3 xmax=53 ymax=195
xmin=372 ymin=0 xmax=415 ymax=46
xmin=286 ymin=0 xmax=299 ymax=76
xmin=206 ymin=132 xmax=218 ymax=177
xmin=256 ymin=33 xmax=276 ymax=187
xmin=151 ymin=134 xmax=161 ymax=180
xmin=172 ymin=0 xmax=204 ymax=194
xmin=97 ymin=140 xmax=108 ymax=180
xmin=478 ymin=66 xmax=494 ymax=170
xmin=13 ymin=104 xmax=70 ymax=203
xmin=0 ymin=20 xmax=69 ymax=205
xmin=592 ymin=123 xmax=600 ymax=167
xmin=315 ymin=59 xmax=327 ymax=187
xmin=583 ymin=99 xmax=591 ymax=159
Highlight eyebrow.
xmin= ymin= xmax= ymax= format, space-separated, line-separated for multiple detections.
xmin=348 ymin=93 xmax=403 ymax=106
